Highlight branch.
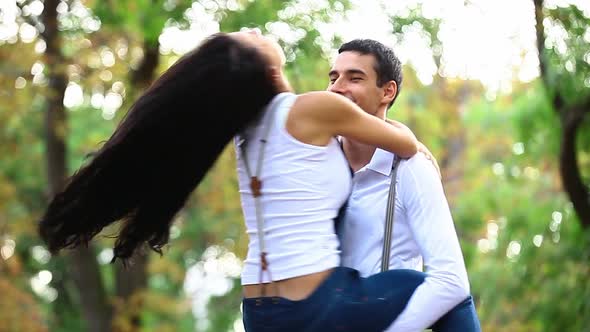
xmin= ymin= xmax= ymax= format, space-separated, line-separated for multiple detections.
xmin=533 ymin=0 xmax=565 ymax=111
xmin=559 ymin=114 xmax=590 ymax=228
xmin=533 ymin=0 xmax=590 ymax=227
xmin=533 ymin=0 xmax=547 ymax=81
xmin=558 ymin=67 xmax=590 ymax=228
xmin=130 ymin=40 xmax=160 ymax=89
xmin=566 ymin=98 xmax=590 ymax=127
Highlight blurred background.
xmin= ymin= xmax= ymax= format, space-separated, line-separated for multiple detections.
xmin=1 ymin=0 xmax=589 ymax=331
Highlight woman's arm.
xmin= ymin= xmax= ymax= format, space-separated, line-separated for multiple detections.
xmin=385 ymin=118 xmax=441 ymax=176
xmin=288 ymin=91 xmax=418 ymax=158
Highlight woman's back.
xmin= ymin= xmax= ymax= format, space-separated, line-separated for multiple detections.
xmin=236 ymin=92 xmax=352 ymax=285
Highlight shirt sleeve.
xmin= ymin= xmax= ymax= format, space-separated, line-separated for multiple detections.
xmin=385 ymin=154 xmax=471 ymax=332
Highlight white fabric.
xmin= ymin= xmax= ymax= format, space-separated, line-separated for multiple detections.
xmin=236 ymin=92 xmax=351 ymax=285
xmin=339 ymin=148 xmax=470 ymax=332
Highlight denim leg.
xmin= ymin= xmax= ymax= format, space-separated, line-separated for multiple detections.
xmin=430 ymin=296 xmax=482 ymax=332
xmin=242 ymin=268 xmax=427 ymax=332
xmin=321 ymin=269 xmax=426 ymax=332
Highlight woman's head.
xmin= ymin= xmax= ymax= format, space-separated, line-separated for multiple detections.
xmin=39 ymin=32 xmax=281 ymax=263
xmin=228 ymin=30 xmax=291 ymax=92
xmin=229 ymin=30 xmax=286 ymax=67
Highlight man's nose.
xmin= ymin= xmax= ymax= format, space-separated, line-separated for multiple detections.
xmin=328 ymin=77 xmax=345 ymax=94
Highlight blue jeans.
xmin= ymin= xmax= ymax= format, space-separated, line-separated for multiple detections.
xmin=431 ymin=295 xmax=481 ymax=332
xmin=242 ymin=267 xmax=480 ymax=332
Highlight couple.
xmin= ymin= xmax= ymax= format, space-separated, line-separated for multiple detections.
xmin=38 ymin=30 xmax=480 ymax=331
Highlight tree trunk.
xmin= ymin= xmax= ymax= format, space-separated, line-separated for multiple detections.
xmin=68 ymin=247 xmax=113 ymax=332
xmin=113 ymin=40 xmax=160 ymax=331
xmin=532 ymin=0 xmax=590 ymax=227
xmin=115 ymin=256 xmax=148 ymax=330
xmin=559 ymin=109 xmax=590 ymax=226
xmin=131 ymin=40 xmax=160 ymax=90
xmin=41 ymin=0 xmax=113 ymax=331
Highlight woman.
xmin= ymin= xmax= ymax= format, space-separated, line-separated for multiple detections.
xmin=39 ymin=31 xmax=461 ymax=331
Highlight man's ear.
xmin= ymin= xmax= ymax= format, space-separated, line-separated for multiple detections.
xmin=382 ymin=80 xmax=398 ymax=105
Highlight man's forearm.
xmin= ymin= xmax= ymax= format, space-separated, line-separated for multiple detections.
xmin=386 ymin=155 xmax=471 ymax=331
xmin=384 ymin=270 xmax=470 ymax=331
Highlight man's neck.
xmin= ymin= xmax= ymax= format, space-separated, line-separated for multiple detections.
xmin=342 ymin=108 xmax=387 ymax=172
xmin=342 ymin=138 xmax=377 ymax=173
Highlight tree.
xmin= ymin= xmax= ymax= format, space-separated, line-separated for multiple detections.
xmin=533 ymin=0 xmax=590 ymax=226
xmin=4 ymin=0 xmax=351 ymax=331
xmin=21 ymin=0 xmax=114 ymax=331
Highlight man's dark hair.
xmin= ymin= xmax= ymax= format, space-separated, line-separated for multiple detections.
xmin=339 ymin=39 xmax=403 ymax=108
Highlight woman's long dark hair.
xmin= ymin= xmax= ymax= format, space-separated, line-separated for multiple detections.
xmin=39 ymin=33 xmax=278 ymax=263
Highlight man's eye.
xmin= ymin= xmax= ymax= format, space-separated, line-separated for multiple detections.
xmin=351 ymin=77 xmax=363 ymax=82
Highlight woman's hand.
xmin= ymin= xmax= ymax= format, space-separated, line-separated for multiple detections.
xmin=417 ymin=141 xmax=441 ymax=179
xmin=381 ymin=118 xmax=419 ymax=158
xmin=384 ymin=118 xmax=441 ymax=178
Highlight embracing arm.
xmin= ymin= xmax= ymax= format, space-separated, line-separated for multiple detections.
xmin=385 ymin=118 xmax=441 ymax=176
xmin=288 ymin=91 xmax=418 ymax=158
xmin=385 ymin=154 xmax=470 ymax=332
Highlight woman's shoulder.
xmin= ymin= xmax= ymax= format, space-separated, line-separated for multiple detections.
xmin=291 ymin=91 xmax=354 ymax=121
xmin=297 ymin=91 xmax=349 ymax=104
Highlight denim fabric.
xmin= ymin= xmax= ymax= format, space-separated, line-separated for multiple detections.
xmin=431 ymin=295 xmax=481 ymax=332
xmin=243 ymin=267 xmax=423 ymax=332
xmin=243 ymin=266 xmax=481 ymax=332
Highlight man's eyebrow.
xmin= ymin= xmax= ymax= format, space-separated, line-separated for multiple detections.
xmin=328 ymin=69 xmax=368 ymax=77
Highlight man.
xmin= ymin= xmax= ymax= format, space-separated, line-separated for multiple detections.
xmin=328 ymin=39 xmax=481 ymax=331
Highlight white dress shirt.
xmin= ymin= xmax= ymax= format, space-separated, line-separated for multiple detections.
xmin=339 ymin=148 xmax=470 ymax=332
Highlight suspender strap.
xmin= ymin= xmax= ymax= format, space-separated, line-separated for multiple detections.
xmin=381 ymin=155 xmax=401 ymax=272
xmin=238 ymin=94 xmax=290 ymax=297
xmin=241 ymin=108 xmax=276 ymax=257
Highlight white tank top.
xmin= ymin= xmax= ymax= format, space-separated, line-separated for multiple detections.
xmin=235 ymin=92 xmax=352 ymax=285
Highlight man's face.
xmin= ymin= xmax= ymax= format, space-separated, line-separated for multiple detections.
xmin=327 ymin=51 xmax=387 ymax=117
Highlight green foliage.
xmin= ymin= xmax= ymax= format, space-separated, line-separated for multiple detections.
xmin=390 ymin=3 xmax=441 ymax=44
xmin=93 ymin=0 xmax=191 ymax=44
xmin=219 ymin=0 xmax=284 ymax=30
xmin=536 ymin=3 xmax=590 ymax=187
xmin=538 ymin=4 xmax=590 ymax=186
xmin=388 ymin=3 xmax=590 ymax=329
xmin=220 ymin=0 xmax=350 ymax=92
xmin=1 ymin=1 xmax=589 ymax=331
xmin=543 ymin=5 xmax=590 ymax=105
xmin=452 ymin=80 xmax=589 ymax=331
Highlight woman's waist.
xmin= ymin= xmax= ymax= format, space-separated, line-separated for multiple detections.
xmin=241 ymin=252 xmax=340 ymax=284
xmin=244 ymin=232 xmax=340 ymax=267
xmin=242 ymin=267 xmax=336 ymax=301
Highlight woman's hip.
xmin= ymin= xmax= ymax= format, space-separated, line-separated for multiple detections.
xmin=242 ymin=267 xmax=426 ymax=332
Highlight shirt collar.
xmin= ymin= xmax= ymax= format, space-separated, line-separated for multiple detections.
xmin=364 ymin=148 xmax=395 ymax=176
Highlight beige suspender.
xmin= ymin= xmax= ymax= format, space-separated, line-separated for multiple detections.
xmin=380 ymin=156 xmax=401 ymax=273
xmin=238 ymin=94 xmax=290 ymax=298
